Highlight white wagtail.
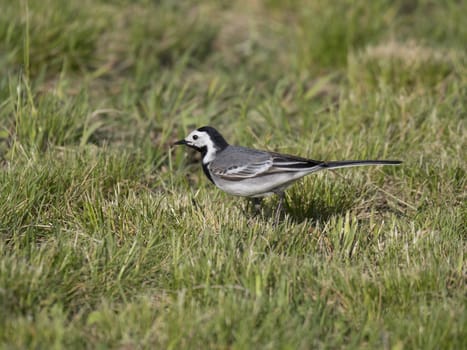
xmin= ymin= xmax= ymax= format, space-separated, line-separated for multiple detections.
xmin=174 ymin=126 xmax=402 ymax=222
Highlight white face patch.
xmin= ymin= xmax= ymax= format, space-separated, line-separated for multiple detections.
xmin=184 ymin=130 xmax=218 ymax=163
xmin=202 ymin=137 xmax=217 ymax=163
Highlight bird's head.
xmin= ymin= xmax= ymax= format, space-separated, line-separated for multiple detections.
xmin=173 ymin=126 xmax=229 ymax=163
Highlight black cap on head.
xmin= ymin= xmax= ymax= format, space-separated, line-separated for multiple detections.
xmin=197 ymin=126 xmax=229 ymax=150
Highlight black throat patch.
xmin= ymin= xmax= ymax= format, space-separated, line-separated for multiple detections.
xmin=201 ymin=162 xmax=214 ymax=184
xmin=199 ymin=146 xmax=215 ymax=184
xmin=191 ymin=145 xmax=214 ymax=184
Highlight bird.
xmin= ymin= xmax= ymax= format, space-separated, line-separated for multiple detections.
xmin=173 ymin=126 xmax=402 ymax=223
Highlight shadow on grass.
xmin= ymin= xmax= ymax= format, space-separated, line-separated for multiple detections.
xmin=243 ymin=189 xmax=357 ymax=224
xmin=284 ymin=194 xmax=357 ymax=223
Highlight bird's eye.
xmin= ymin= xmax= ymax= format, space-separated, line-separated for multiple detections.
xmin=192 ymin=135 xmax=198 ymax=140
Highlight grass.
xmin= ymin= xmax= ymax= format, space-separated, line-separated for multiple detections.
xmin=0 ymin=0 xmax=465 ymax=348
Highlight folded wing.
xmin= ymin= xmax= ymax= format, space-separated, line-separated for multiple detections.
xmin=270 ymin=152 xmax=323 ymax=171
xmin=210 ymin=149 xmax=324 ymax=180
xmin=210 ymin=158 xmax=274 ymax=179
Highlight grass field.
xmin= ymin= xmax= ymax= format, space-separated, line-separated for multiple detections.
xmin=0 ymin=0 xmax=466 ymax=348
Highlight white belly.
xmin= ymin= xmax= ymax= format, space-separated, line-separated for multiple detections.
xmin=211 ymin=171 xmax=312 ymax=197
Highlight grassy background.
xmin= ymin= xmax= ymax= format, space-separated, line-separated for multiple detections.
xmin=0 ymin=0 xmax=465 ymax=348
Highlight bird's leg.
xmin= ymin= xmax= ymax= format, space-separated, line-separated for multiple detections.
xmin=274 ymin=192 xmax=285 ymax=225
xmin=246 ymin=197 xmax=262 ymax=216
xmin=252 ymin=197 xmax=262 ymax=215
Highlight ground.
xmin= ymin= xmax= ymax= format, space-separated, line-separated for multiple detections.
xmin=0 ymin=0 xmax=465 ymax=348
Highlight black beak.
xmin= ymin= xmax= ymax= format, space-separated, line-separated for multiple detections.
xmin=173 ymin=139 xmax=187 ymax=146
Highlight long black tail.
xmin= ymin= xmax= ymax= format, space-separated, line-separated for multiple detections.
xmin=322 ymin=160 xmax=402 ymax=170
